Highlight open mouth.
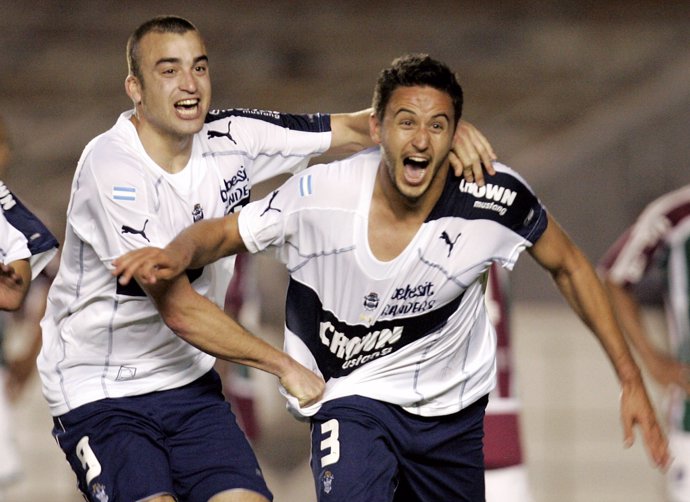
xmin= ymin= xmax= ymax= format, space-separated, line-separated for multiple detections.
xmin=174 ymin=98 xmax=200 ymax=117
xmin=403 ymin=155 xmax=429 ymax=184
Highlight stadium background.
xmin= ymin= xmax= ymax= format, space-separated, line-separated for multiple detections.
xmin=1 ymin=1 xmax=688 ymax=500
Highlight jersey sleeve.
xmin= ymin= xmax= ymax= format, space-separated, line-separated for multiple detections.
xmin=237 ymin=174 xmax=305 ymax=256
xmin=67 ymin=140 xmax=161 ymax=268
xmin=0 ymin=181 xmax=59 ymax=279
xmin=205 ymin=109 xmax=332 ymax=185
xmin=598 ymin=207 xmax=667 ymax=288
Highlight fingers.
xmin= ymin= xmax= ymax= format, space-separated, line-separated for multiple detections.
xmin=641 ymin=419 xmax=671 ymax=470
xmin=112 ymin=248 xmax=167 ymax=286
xmin=451 ymin=121 xmax=497 ymax=187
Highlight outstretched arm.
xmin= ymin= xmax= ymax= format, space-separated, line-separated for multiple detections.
xmin=0 ymin=259 xmax=31 ymax=311
xmin=113 ymin=214 xmax=244 ymax=287
xmin=604 ymin=279 xmax=690 ymax=395
xmin=528 ymin=214 xmax=670 ymax=470
xmin=331 ymin=109 xmax=496 ymax=184
xmin=140 ymin=270 xmax=324 ymax=407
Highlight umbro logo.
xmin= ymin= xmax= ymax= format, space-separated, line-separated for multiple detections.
xmin=260 ymin=190 xmax=282 ymax=216
xmin=121 ymin=219 xmax=150 ymax=242
xmin=440 ymin=230 xmax=461 ymax=257
xmin=207 ymin=120 xmax=237 ymax=144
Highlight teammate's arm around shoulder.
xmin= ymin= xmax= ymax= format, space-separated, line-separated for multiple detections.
xmin=528 ymin=214 xmax=670 ymax=470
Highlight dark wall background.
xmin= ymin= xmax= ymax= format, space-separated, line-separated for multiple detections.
xmin=2 ymin=0 xmax=688 ymax=306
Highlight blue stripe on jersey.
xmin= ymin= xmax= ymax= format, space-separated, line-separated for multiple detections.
xmin=0 ymin=181 xmax=59 ymax=255
xmin=115 ymin=267 xmax=204 ymax=297
xmin=285 ymin=278 xmax=464 ymax=381
xmin=206 ymin=108 xmax=331 ymax=133
xmin=427 ymin=170 xmax=547 ymax=244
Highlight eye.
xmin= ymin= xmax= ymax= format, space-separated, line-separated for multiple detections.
xmin=194 ymin=65 xmax=208 ymax=74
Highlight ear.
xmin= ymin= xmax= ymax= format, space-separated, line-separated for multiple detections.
xmin=369 ymin=112 xmax=382 ymax=145
xmin=125 ymin=75 xmax=142 ymax=104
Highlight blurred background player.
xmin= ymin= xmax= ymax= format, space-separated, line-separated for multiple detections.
xmin=599 ymin=184 xmax=690 ymax=502
xmin=484 ymin=263 xmax=534 ymax=502
xmin=0 ymin=115 xmax=59 ymax=500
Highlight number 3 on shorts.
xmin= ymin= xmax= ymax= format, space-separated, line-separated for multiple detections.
xmin=319 ymin=419 xmax=340 ymax=468
xmin=76 ymin=436 xmax=102 ymax=484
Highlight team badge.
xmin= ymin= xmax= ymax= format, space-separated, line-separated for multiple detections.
xmin=321 ymin=470 xmax=334 ymax=494
xmin=363 ymin=292 xmax=379 ymax=311
xmin=91 ymin=483 xmax=109 ymax=502
xmin=192 ymin=203 xmax=204 ymax=222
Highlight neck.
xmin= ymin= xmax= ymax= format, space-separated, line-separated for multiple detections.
xmin=130 ymin=114 xmax=193 ymax=174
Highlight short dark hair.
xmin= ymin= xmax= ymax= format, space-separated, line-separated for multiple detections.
xmin=372 ymin=53 xmax=463 ymax=125
xmin=126 ymin=15 xmax=199 ymax=81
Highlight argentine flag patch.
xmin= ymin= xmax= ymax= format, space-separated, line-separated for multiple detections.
xmin=299 ymin=174 xmax=313 ymax=197
xmin=112 ymin=186 xmax=136 ymax=201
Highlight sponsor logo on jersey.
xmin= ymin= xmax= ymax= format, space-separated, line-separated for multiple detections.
xmin=287 ymin=279 xmax=463 ymax=380
xmin=112 ymin=185 xmax=136 ymax=202
xmin=207 ymin=120 xmax=237 ymax=144
xmin=459 ymin=179 xmax=516 ymax=216
xmin=362 ymin=292 xmax=379 ymax=310
xmin=120 ymin=219 xmax=149 ymax=242
xmin=319 ymin=320 xmax=402 ymax=371
xmin=381 ymin=281 xmax=436 ymax=316
xmin=439 ymin=231 xmax=461 ymax=257
xmin=192 ymin=203 xmax=204 ymax=222
xmin=0 ymin=182 xmax=16 ymax=210
xmin=260 ymin=190 xmax=282 ymax=216
xmin=220 ymin=167 xmax=250 ymax=214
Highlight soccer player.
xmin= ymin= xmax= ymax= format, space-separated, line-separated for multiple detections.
xmin=599 ymin=185 xmax=690 ymax=502
xmin=38 ymin=16 xmax=496 ymax=502
xmin=114 ymin=53 xmax=669 ymax=501
xmin=0 ymin=115 xmax=59 ymax=497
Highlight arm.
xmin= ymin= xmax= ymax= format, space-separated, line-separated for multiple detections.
xmin=0 ymin=259 xmax=31 ymax=311
xmin=604 ymin=278 xmax=690 ymax=395
xmin=113 ymin=215 xmax=243 ymax=287
xmin=138 ymin=270 xmax=324 ymax=407
xmin=528 ymin=215 xmax=669 ymax=469
xmin=330 ymin=109 xmax=496 ymax=184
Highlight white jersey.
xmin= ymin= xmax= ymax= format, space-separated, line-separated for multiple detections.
xmin=239 ymin=149 xmax=548 ymax=418
xmin=0 ymin=181 xmax=58 ymax=277
xmin=39 ymin=109 xmax=331 ymax=416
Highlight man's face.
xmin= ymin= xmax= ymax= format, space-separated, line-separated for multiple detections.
xmin=128 ymin=30 xmax=211 ymax=141
xmin=372 ymin=85 xmax=455 ymax=203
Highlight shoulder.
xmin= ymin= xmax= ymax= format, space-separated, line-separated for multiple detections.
xmin=205 ymin=108 xmax=330 ymax=133
xmin=290 ymin=148 xmax=377 ymax=200
xmin=638 ymin=184 xmax=690 ymax=225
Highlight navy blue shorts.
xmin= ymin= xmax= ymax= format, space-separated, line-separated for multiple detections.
xmin=310 ymin=395 xmax=487 ymax=502
xmin=52 ymin=370 xmax=271 ymax=502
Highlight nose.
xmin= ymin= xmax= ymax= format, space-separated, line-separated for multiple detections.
xmin=411 ymin=126 xmax=429 ymax=150
xmin=180 ymin=70 xmax=198 ymax=93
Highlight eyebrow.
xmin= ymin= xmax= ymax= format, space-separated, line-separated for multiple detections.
xmin=394 ymin=108 xmax=451 ymax=121
xmin=154 ymin=54 xmax=209 ymax=67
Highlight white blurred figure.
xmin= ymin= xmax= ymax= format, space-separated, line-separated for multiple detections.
xmin=484 ymin=263 xmax=534 ymax=502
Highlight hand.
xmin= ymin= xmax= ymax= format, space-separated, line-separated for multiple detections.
xmin=0 ymin=260 xmax=30 ymax=311
xmin=111 ymin=247 xmax=186 ymax=286
xmin=619 ymin=376 xmax=670 ymax=470
xmin=279 ymin=360 xmax=325 ymax=408
xmin=449 ymin=120 xmax=497 ymax=186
